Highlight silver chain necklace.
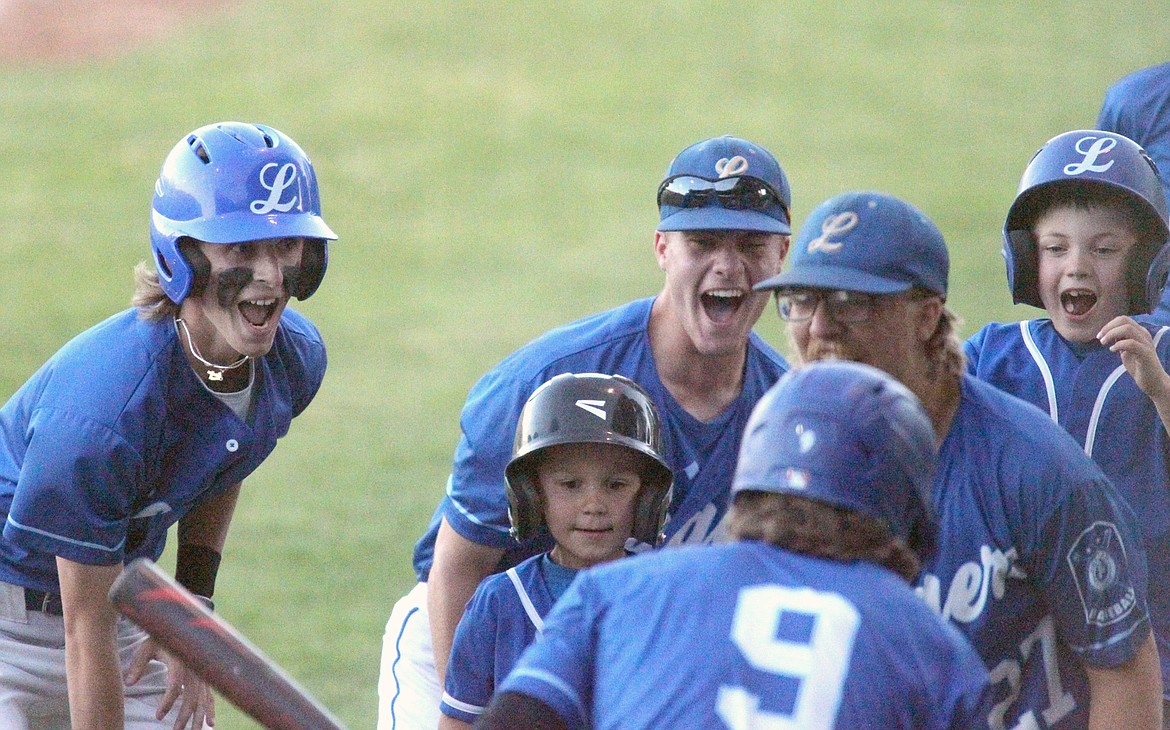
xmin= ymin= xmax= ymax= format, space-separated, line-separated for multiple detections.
xmin=174 ymin=318 xmax=249 ymax=382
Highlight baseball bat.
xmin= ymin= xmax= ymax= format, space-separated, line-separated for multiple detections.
xmin=109 ymin=558 xmax=348 ymax=730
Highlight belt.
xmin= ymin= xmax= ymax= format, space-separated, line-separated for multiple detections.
xmin=24 ymin=587 xmax=64 ymax=616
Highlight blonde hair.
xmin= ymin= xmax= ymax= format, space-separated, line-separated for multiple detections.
xmin=924 ymin=297 xmax=966 ymax=381
xmin=728 ymin=491 xmax=921 ymax=582
xmin=132 ymin=262 xmax=179 ymax=322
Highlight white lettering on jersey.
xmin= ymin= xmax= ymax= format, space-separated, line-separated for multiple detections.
xmin=662 ymin=503 xmax=731 ymax=548
xmin=921 ymin=546 xmax=1075 ymax=730
xmin=251 ymin=162 xmax=300 ymax=214
xmin=986 ymin=615 xmax=1076 ymax=730
xmin=917 ymin=545 xmax=1022 ymax=623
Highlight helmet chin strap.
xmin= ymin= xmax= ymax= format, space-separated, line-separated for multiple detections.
xmin=174 ymin=317 xmax=249 ymax=382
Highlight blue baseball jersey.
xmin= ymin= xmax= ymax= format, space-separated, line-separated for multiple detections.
xmin=440 ymin=553 xmax=576 ymax=723
xmin=1097 ymin=62 xmax=1170 ymax=201
xmin=917 ymin=372 xmax=1150 ymax=729
xmin=499 ymin=542 xmax=992 ymax=730
xmin=966 ymin=319 xmax=1170 ymax=701
xmin=1097 ymin=62 xmax=1170 ymax=322
xmin=0 ymin=308 xmax=326 ymax=592
xmin=410 ymin=297 xmax=789 ymax=580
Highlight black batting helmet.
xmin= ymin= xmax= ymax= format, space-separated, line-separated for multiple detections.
xmin=505 ymin=373 xmax=673 ymax=546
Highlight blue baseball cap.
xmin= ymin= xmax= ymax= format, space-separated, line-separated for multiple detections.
xmin=657 ymin=135 xmax=792 ymax=235
xmin=755 ymin=191 xmax=948 ymax=296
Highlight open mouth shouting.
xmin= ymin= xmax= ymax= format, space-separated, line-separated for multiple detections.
xmin=1061 ymin=289 xmax=1098 ymax=318
xmin=701 ymin=288 xmax=746 ymax=323
xmin=239 ymin=298 xmax=279 ymax=328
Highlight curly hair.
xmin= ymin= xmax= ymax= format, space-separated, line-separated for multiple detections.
xmin=924 ymin=296 xmax=966 ymax=381
xmin=728 ymin=491 xmax=921 ymax=582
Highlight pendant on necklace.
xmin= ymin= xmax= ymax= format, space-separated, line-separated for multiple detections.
xmin=208 ymin=370 xmax=224 ymax=382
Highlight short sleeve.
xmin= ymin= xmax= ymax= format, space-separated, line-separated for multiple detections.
xmin=1028 ymin=475 xmax=1150 ymax=668
xmin=276 ymin=309 xmax=327 ymax=418
xmin=443 ymin=368 xmax=536 ymax=548
xmin=4 ymin=407 xmax=143 ymax=565
xmin=498 ymin=572 xmax=601 ymax=729
xmin=441 ymin=582 xmax=502 ymax=721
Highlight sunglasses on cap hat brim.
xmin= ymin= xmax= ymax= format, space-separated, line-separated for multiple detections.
xmin=658 ymin=175 xmax=789 ymax=218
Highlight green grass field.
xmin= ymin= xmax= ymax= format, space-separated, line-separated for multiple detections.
xmin=0 ymin=1 xmax=1166 ymax=726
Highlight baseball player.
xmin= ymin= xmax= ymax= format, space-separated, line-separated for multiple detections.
xmin=475 ymin=361 xmax=993 ymax=730
xmin=966 ymin=130 xmax=1170 ymax=727
xmin=378 ymin=135 xmax=792 ymax=729
xmin=1099 ymin=63 xmax=1170 ymax=202
xmin=1096 ymin=63 xmax=1170 ymax=323
xmin=0 ymin=122 xmax=335 ymax=728
xmin=755 ymin=190 xmax=1162 ymax=729
xmin=438 ymin=373 xmax=673 ymax=729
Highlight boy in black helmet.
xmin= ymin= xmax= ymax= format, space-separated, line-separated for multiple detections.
xmin=438 ymin=373 xmax=672 ymax=729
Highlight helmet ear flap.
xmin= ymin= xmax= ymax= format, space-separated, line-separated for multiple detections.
xmin=506 ymin=467 xmax=546 ymax=542
xmin=1004 ymin=228 xmax=1041 ymax=308
xmin=176 ymin=238 xmax=210 ymax=298
xmin=631 ymin=457 xmax=673 ymax=546
xmin=288 ymin=239 xmax=328 ymax=300
xmin=1147 ymin=243 xmax=1170 ymax=314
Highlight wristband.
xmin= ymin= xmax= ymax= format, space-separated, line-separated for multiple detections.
xmin=175 ymin=543 xmax=222 ymax=599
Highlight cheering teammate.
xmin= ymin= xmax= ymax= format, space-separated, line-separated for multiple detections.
xmin=379 ymin=135 xmax=792 ymax=728
xmin=0 ymin=122 xmax=335 ymax=728
xmin=755 ymin=190 xmax=1161 ymax=729
xmin=476 ymin=361 xmax=992 ymax=730
xmin=438 ymin=373 xmax=672 ymax=728
xmin=967 ymin=130 xmax=1170 ymax=727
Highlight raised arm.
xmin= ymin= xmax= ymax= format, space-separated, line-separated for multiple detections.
xmin=1098 ymin=317 xmax=1170 ymax=435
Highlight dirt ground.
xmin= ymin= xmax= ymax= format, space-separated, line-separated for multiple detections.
xmin=0 ymin=0 xmax=231 ymax=65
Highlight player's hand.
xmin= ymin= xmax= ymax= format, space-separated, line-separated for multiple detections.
xmin=1098 ymin=316 xmax=1170 ymax=400
xmin=125 ymin=635 xmax=216 ymax=729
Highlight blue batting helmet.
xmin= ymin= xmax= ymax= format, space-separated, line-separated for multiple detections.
xmin=732 ymin=361 xmax=938 ymax=561
xmin=505 ymin=373 xmax=674 ymax=546
xmin=150 ymin=122 xmax=337 ymax=304
xmin=1003 ymin=129 xmax=1170 ymax=312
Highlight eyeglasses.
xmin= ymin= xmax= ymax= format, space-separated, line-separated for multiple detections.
xmin=657 ymin=175 xmax=789 ymax=217
xmin=775 ymin=289 xmax=886 ymax=323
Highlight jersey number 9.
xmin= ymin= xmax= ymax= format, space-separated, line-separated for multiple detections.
xmin=717 ymin=585 xmax=859 ymax=730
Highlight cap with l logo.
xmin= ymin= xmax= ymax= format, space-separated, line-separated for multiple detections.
xmin=755 ymin=191 xmax=948 ymax=296
xmin=658 ymin=135 xmax=792 ymax=235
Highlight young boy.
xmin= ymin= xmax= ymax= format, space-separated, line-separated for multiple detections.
xmin=476 ymin=361 xmax=992 ymax=730
xmin=437 ymin=372 xmax=673 ymax=729
xmin=967 ymin=129 xmax=1170 ymax=720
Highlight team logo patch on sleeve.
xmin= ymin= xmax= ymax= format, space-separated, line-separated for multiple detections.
xmin=1066 ymin=521 xmax=1137 ymax=626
